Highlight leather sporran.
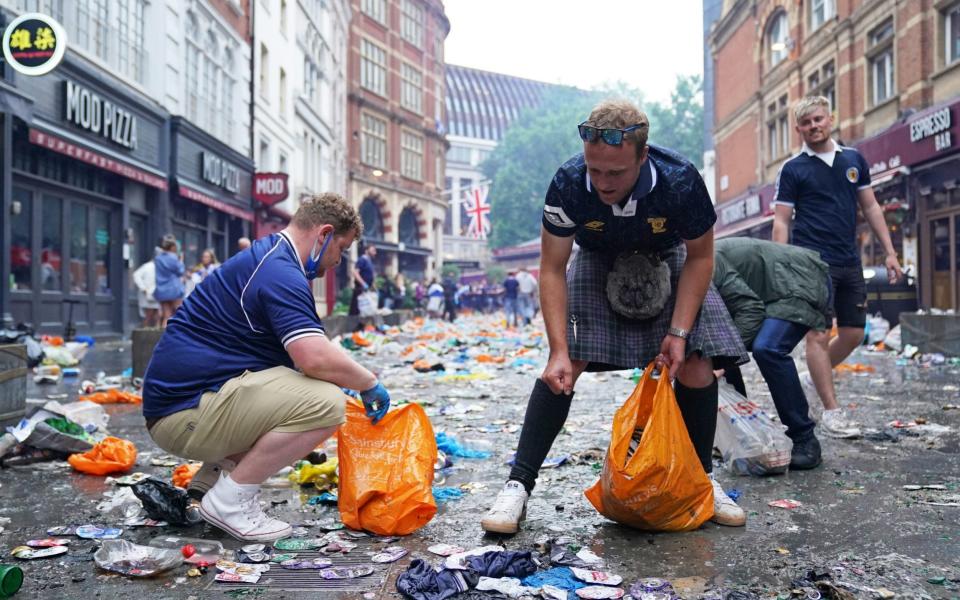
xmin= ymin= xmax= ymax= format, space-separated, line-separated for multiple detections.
xmin=605 ymin=251 xmax=671 ymax=320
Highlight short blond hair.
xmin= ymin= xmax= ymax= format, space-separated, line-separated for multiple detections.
xmin=291 ymin=192 xmax=363 ymax=237
xmin=794 ymin=96 xmax=831 ymax=124
xmin=585 ymin=99 xmax=650 ymax=157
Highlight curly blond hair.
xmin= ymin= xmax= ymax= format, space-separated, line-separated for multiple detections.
xmin=585 ymin=99 xmax=650 ymax=158
xmin=291 ymin=192 xmax=364 ymax=237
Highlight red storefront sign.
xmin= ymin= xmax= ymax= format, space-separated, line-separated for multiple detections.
xmin=252 ymin=172 xmax=289 ymax=206
xmin=857 ymin=99 xmax=960 ymax=176
xmin=178 ymin=181 xmax=254 ymax=221
xmin=28 ymin=128 xmax=168 ymax=190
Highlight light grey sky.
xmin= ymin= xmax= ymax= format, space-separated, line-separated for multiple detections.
xmin=443 ymin=0 xmax=705 ymax=103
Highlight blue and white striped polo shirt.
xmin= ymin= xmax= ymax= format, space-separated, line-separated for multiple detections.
xmin=143 ymin=231 xmax=325 ymax=419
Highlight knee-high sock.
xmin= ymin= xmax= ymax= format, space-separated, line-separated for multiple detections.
xmin=508 ymin=378 xmax=573 ymax=494
xmin=674 ymin=378 xmax=719 ymax=474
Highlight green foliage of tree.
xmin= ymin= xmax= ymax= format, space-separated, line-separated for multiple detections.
xmin=440 ymin=263 xmax=461 ymax=280
xmin=483 ymin=76 xmax=704 ymax=250
xmin=485 ymin=264 xmax=507 ymax=284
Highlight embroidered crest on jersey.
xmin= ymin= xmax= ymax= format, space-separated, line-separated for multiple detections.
xmin=845 ymin=167 xmax=859 ymax=183
xmin=647 ymin=217 xmax=667 ymax=233
xmin=543 ymin=205 xmax=576 ymax=228
xmin=584 ymin=220 xmax=605 ymax=232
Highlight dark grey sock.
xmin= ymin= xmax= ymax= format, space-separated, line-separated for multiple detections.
xmin=507 ymin=378 xmax=574 ymax=494
xmin=674 ymin=378 xmax=719 ymax=474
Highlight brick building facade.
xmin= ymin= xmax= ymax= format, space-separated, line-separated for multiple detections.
xmin=709 ymin=0 xmax=960 ymax=310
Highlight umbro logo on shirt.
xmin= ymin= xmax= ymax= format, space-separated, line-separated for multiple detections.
xmin=585 ymin=220 xmax=605 ymax=232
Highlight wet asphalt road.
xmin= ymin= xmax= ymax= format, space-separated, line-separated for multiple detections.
xmin=0 ymin=316 xmax=958 ymax=599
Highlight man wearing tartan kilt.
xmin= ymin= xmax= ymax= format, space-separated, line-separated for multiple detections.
xmin=481 ymin=99 xmax=749 ymax=534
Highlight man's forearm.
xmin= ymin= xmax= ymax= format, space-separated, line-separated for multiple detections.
xmin=539 ymin=268 xmax=569 ymax=356
xmin=864 ymin=203 xmax=896 ymax=256
xmin=772 ymin=220 xmax=788 ymax=244
xmin=302 ymin=346 xmax=377 ymax=391
xmin=671 ymin=254 xmax=713 ymax=332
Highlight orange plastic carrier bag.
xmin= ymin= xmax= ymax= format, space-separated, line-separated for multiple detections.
xmin=337 ymin=401 xmax=437 ymax=535
xmin=585 ymin=363 xmax=714 ymax=531
xmin=68 ymin=437 xmax=138 ymax=476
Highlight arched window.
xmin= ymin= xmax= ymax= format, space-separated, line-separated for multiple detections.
xmin=360 ymin=198 xmax=384 ymax=240
xmin=767 ymin=12 xmax=789 ymax=68
xmin=398 ymin=207 xmax=419 ymax=247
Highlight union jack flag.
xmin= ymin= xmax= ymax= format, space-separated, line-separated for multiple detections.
xmin=464 ymin=186 xmax=491 ymax=239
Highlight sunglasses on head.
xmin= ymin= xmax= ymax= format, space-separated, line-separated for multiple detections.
xmin=578 ymin=121 xmax=646 ymax=145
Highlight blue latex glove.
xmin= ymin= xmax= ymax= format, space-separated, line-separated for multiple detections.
xmin=359 ymin=382 xmax=390 ymax=424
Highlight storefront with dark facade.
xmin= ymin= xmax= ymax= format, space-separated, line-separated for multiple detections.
xmin=1 ymin=57 xmax=169 ymax=336
xmin=714 ymin=184 xmax=776 ymax=240
xmin=857 ymin=97 xmax=960 ymax=311
xmin=169 ymin=117 xmax=253 ymax=269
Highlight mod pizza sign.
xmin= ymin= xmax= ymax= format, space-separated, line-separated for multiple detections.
xmin=253 ymin=172 xmax=289 ymax=206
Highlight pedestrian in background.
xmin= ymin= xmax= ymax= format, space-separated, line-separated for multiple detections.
xmin=133 ymin=250 xmax=160 ymax=328
xmin=192 ymin=248 xmax=220 ymax=286
xmin=154 ymin=235 xmax=186 ymax=328
xmin=426 ymin=278 xmax=443 ymax=317
xmin=349 ymin=244 xmax=377 ymax=316
xmin=442 ymin=273 xmax=458 ymax=322
xmin=712 ymin=237 xmax=832 ymax=470
xmin=236 ymin=237 xmax=251 ymax=253
xmin=772 ymin=95 xmax=903 ymax=439
xmin=481 ymin=99 xmax=748 ymax=535
xmin=503 ymin=271 xmax=520 ymax=327
xmin=516 ymin=267 xmax=538 ymax=325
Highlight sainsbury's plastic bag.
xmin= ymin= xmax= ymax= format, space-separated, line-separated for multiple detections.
xmin=584 ymin=363 xmax=713 ymax=531
xmin=68 ymin=436 xmax=137 ymax=476
xmin=338 ymin=401 xmax=437 ymax=535
xmin=714 ymin=382 xmax=792 ymax=476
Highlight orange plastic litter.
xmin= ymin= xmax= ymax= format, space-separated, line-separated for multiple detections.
xmin=351 ymin=332 xmax=372 ymax=347
xmin=80 ymin=389 xmax=142 ymax=404
xmin=834 ymin=363 xmax=876 ymax=373
xmin=172 ymin=463 xmax=202 ymax=488
xmin=68 ymin=437 xmax=137 ymax=476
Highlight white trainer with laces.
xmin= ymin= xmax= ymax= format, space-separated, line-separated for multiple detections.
xmin=187 ymin=459 xmax=237 ymax=500
xmin=480 ymin=480 xmax=528 ymax=534
xmin=709 ymin=477 xmax=746 ymax=527
xmin=199 ymin=473 xmax=292 ymax=542
xmin=821 ymin=408 xmax=862 ymax=439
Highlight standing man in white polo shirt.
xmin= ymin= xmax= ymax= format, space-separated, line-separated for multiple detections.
xmin=772 ymin=96 xmax=902 ymax=440
xmin=143 ymin=193 xmax=391 ymax=542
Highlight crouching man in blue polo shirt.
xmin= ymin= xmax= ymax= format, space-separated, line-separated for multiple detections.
xmin=773 ymin=96 xmax=902 ymax=439
xmin=142 ymin=193 xmax=390 ymax=542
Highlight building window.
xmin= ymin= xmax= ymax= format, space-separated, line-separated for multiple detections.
xmin=280 ymin=68 xmax=287 ymax=119
xmin=59 ymin=0 xmax=146 ymax=83
xmin=260 ymin=138 xmax=271 ymax=170
xmin=184 ymin=16 xmax=237 ymax=143
xmin=401 ymin=63 xmax=423 ymax=114
xmin=945 ymin=3 xmax=960 ymax=66
xmin=185 ymin=15 xmax=199 ymax=120
xmin=435 ymin=153 xmax=443 ymax=188
xmin=360 ymin=39 xmax=387 ymax=97
xmin=361 ymin=113 xmax=387 ymax=169
xmin=767 ymin=11 xmax=789 ymax=68
xmin=401 ymin=130 xmax=423 ymax=180
xmin=868 ymin=20 xmax=895 ymax=106
xmin=447 ymin=146 xmax=471 ymax=164
xmin=203 ymin=33 xmax=218 ymax=135
xmin=401 ymin=0 xmax=423 ymax=47
xmin=279 ymin=152 xmax=288 ymax=175
xmin=280 ymin=0 xmax=288 ymax=33
xmin=362 ymin=0 xmax=387 ymax=25
xmin=766 ymin=94 xmax=790 ymax=161
xmin=260 ymin=43 xmax=270 ymax=101
xmin=810 ymin=0 xmax=835 ymax=31
xmin=807 ymin=59 xmax=837 ymax=120
xmin=222 ymin=49 xmax=236 ymax=143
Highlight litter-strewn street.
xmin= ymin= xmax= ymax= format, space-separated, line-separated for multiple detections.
xmin=0 ymin=314 xmax=957 ymax=599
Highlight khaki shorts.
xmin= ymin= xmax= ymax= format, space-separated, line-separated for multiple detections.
xmin=149 ymin=366 xmax=347 ymax=463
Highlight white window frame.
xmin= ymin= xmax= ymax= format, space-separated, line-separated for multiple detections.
xmin=401 ymin=0 xmax=423 ymax=48
xmin=868 ymin=20 xmax=895 ymax=106
xmin=810 ymin=0 xmax=835 ymax=31
xmin=401 ymin=129 xmax=424 ymax=181
xmin=400 ymin=62 xmax=423 ymax=114
xmin=361 ymin=112 xmax=388 ymax=170
xmin=260 ymin=43 xmax=270 ymax=101
xmin=767 ymin=12 xmax=789 ymax=68
xmin=360 ymin=38 xmax=387 ymax=97
xmin=362 ymin=0 xmax=387 ymax=26
xmin=945 ymin=4 xmax=960 ymax=66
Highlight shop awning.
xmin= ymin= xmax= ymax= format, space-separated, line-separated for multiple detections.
xmin=871 ymin=166 xmax=910 ymax=188
xmin=177 ymin=179 xmax=253 ymax=221
xmin=716 ymin=214 xmax=774 ymax=239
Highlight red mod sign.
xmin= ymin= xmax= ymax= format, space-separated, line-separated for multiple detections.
xmin=253 ymin=172 xmax=289 ymax=206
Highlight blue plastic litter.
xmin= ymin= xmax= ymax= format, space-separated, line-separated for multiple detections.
xmin=521 ymin=567 xmax=585 ymax=596
xmin=74 ymin=335 xmax=95 ymax=347
xmin=432 ymin=486 xmax=464 ymax=503
xmin=307 ymin=492 xmax=338 ymax=505
xmin=727 ymin=488 xmax=742 ymax=503
xmin=121 ymin=367 xmax=132 ymax=378
xmin=435 ymin=432 xmax=491 ymax=459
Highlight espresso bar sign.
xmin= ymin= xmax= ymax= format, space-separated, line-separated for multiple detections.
xmin=64 ymin=81 xmax=138 ymax=150
xmin=202 ymin=152 xmax=240 ymax=193
xmin=909 ymin=107 xmax=952 ymax=152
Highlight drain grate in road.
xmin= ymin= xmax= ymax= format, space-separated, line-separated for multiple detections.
xmin=206 ymin=547 xmax=393 ymax=593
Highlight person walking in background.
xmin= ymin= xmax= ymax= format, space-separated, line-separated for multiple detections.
xmin=516 ymin=267 xmax=538 ymax=326
xmin=133 ymin=250 xmax=161 ymax=328
xmin=426 ymin=278 xmax=444 ymax=318
xmin=772 ymin=95 xmax=903 ymax=439
xmin=236 ymin=237 xmax=252 ymax=253
xmin=349 ymin=244 xmax=377 ymax=316
xmin=503 ymin=271 xmax=520 ymax=327
xmin=154 ymin=236 xmax=186 ymax=328
xmin=192 ymin=249 xmax=221 ymax=286
xmin=442 ymin=273 xmax=458 ymax=322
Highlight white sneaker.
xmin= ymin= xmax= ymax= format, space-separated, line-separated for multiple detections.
xmin=821 ymin=408 xmax=862 ymax=439
xmin=187 ymin=459 xmax=237 ymax=500
xmin=480 ymin=481 xmax=528 ymax=534
xmin=709 ymin=477 xmax=746 ymax=527
xmin=199 ymin=473 xmax=292 ymax=542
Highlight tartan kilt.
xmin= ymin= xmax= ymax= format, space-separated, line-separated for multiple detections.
xmin=567 ymin=244 xmax=748 ymax=372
